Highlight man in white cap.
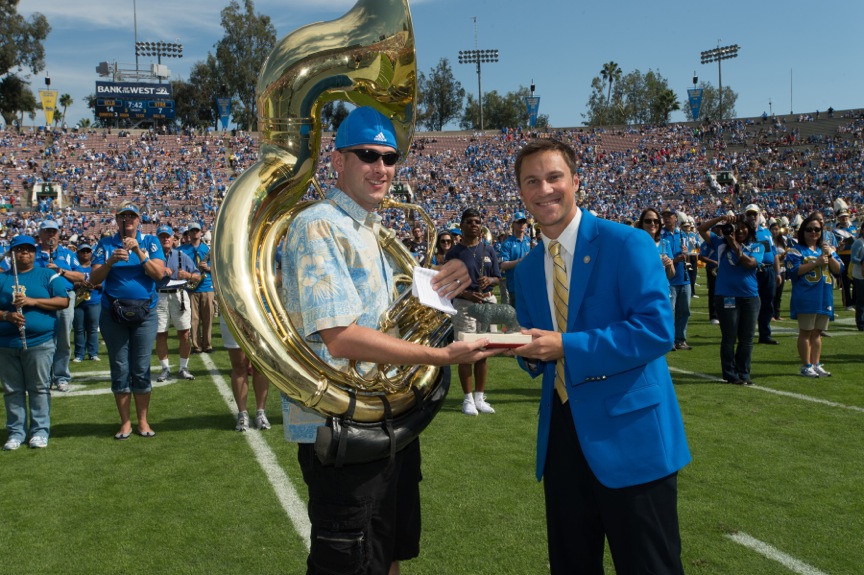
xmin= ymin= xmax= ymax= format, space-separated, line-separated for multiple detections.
xmin=745 ymin=204 xmax=781 ymax=345
xmin=179 ymin=221 xmax=214 ymax=353
xmin=37 ymin=220 xmax=85 ymax=391
xmin=832 ymin=204 xmax=857 ymax=310
xmin=155 ymin=225 xmax=200 ymax=381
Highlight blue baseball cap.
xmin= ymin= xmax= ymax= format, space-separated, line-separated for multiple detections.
xmin=157 ymin=225 xmax=174 ymax=237
xmin=186 ymin=221 xmax=202 ymax=231
xmin=10 ymin=235 xmax=37 ymax=249
xmin=77 ymin=243 xmax=92 ymax=252
xmin=512 ymin=211 xmax=528 ymax=223
xmin=39 ymin=220 xmax=60 ymax=231
xmin=115 ymin=202 xmax=139 ymax=216
xmin=335 ymin=106 xmax=398 ymax=150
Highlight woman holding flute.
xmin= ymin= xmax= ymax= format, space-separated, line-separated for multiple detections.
xmin=0 ymin=235 xmax=70 ymax=451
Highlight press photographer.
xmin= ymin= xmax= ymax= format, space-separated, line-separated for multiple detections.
xmin=698 ymin=213 xmax=763 ymax=385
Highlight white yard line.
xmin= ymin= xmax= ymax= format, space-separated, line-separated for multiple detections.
xmin=669 ymin=367 xmax=864 ymax=413
xmin=199 ymin=353 xmax=311 ymax=550
xmin=727 ymin=532 xmax=829 ymax=575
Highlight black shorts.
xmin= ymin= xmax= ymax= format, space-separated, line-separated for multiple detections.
xmin=298 ymin=438 xmax=422 ymax=575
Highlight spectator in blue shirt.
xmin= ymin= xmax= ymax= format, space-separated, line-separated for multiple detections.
xmin=498 ymin=211 xmax=532 ymax=306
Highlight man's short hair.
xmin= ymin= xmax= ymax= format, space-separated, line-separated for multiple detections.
xmin=461 ymin=207 xmax=482 ymax=222
xmin=515 ymin=138 xmax=578 ymax=184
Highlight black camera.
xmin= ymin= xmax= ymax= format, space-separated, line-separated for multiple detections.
xmin=720 ymin=223 xmax=735 ymax=236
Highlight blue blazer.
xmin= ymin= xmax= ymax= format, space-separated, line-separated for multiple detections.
xmin=514 ymin=210 xmax=691 ymax=489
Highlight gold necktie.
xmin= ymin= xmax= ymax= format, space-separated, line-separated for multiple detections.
xmin=549 ymin=240 xmax=569 ymax=403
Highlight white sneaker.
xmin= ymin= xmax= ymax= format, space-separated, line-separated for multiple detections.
xmin=474 ymin=395 xmax=496 ymax=414
xmin=3 ymin=438 xmax=21 ymax=451
xmin=710 ymin=319 xmax=720 ymax=325
xmin=255 ymin=410 xmax=271 ymax=430
xmin=813 ymin=364 xmax=832 ymax=377
xmin=692 ymin=294 xmax=700 ymax=299
xmin=461 ymin=398 xmax=479 ymax=416
xmin=29 ymin=436 xmax=48 ymax=449
xmin=72 ymin=357 xmax=83 ymax=363
xmin=799 ymin=365 xmax=820 ymax=378
xmin=55 ymin=382 xmax=69 ymax=392
xmin=235 ymin=411 xmax=250 ymax=432
xmin=156 ymin=367 xmax=171 ymax=382
xmin=178 ymin=367 xmax=195 ymax=380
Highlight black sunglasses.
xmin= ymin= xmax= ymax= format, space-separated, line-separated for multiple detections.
xmin=643 ymin=218 xmax=661 ymax=225
xmin=344 ymin=149 xmax=400 ymax=166
xmin=804 ymin=227 xmax=822 ymax=233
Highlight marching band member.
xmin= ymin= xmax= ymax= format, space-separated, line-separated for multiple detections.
xmin=832 ymin=200 xmax=857 ymax=310
xmin=0 ymin=235 xmax=69 ymax=450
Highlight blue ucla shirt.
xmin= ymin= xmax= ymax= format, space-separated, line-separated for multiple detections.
xmin=786 ymin=245 xmax=843 ymax=319
xmin=0 ymin=268 xmax=67 ymax=348
xmin=92 ymin=231 xmax=165 ymax=309
xmin=708 ymin=234 xmax=763 ymax=298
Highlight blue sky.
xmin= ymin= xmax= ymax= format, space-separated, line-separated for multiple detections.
xmin=16 ymin=0 xmax=864 ymax=129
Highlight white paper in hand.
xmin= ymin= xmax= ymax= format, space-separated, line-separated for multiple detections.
xmin=411 ymin=267 xmax=457 ymax=315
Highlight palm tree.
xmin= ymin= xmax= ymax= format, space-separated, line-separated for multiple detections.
xmin=654 ymin=88 xmax=680 ymax=124
xmin=58 ymin=93 xmax=73 ymax=126
xmin=600 ymin=61 xmax=622 ymax=124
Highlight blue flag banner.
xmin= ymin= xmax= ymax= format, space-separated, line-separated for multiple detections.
xmin=525 ymin=96 xmax=541 ymax=127
xmin=688 ymin=89 xmax=704 ymax=121
xmin=217 ymin=97 xmax=232 ymax=130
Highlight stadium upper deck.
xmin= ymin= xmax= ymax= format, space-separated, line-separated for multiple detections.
xmin=1 ymin=108 xmax=862 ymax=245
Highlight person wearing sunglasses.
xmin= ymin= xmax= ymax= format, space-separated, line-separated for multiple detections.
xmin=785 ymin=213 xmax=844 ymax=378
xmin=280 ymin=106 xmax=498 ymax=575
xmin=698 ymin=213 xmax=762 ymax=385
xmin=431 ymin=230 xmax=453 ymax=268
xmin=635 ymin=208 xmax=675 ymax=283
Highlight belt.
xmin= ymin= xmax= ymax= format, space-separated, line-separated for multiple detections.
xmin=158 ymin=289 xmax=180 ymax=294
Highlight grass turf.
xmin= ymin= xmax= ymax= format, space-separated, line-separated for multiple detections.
xmin=1 ymin=274 xmax=862 ymax=574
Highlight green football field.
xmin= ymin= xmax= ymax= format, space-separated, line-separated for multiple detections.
xmin=1 ymin=275 xmax=862 ymax=574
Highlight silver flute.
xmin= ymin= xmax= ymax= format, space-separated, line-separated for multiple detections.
xmin=11 ymin=252 xmax=27 ymax=350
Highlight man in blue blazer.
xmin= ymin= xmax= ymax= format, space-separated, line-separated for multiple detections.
xmin=511 ymin=139 xmax=691 ymax=575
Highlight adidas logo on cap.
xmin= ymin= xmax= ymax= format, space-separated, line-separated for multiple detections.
xmin=373 ymin=131 xmax=388 ymax=143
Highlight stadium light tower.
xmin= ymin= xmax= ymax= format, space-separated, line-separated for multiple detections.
xmin=700 ymin=43 xmax=739 ymax=120
xmin=135 ymin=41 xmax=183 ymax=65
xmin=459 ymin=17 xmax=498 ymax=131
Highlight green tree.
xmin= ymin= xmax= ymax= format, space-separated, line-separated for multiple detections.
xmin=58 ymin=93 xmax=73 ymax=126
xmin=0 ymin=74 xmax=37 ymax=126
xmin=600 ymin=61 xmax=622 ymax=124
xmin=0 ymin=1 xmax=50 ymax=77
xmin=320 ymin=101 xmax=350 ymax=132
xmin=173 ymin=56 xmax=222 ymax=129
xmin=584 ymin=68 xmax=677 ymax=126
xmin=417 ymin=58 xmax=465 ymax=131
xmin=682 ymin=82 xmax=738 ymax=121
xmin=460 ymin=86 xmax=549 ymax=130
xmin=214 ymin=0 xmax=276 ymax=130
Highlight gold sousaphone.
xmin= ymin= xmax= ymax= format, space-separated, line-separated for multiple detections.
xmin=212 ymin=0 xmax=451 ymax=428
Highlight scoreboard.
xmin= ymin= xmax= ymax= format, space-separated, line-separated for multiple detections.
xmin=95 ymin=98 xmax=176 ymax=120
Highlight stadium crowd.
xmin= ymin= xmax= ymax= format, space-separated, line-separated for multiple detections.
xmin=1 ymin=108 xmax=863 ymax=448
